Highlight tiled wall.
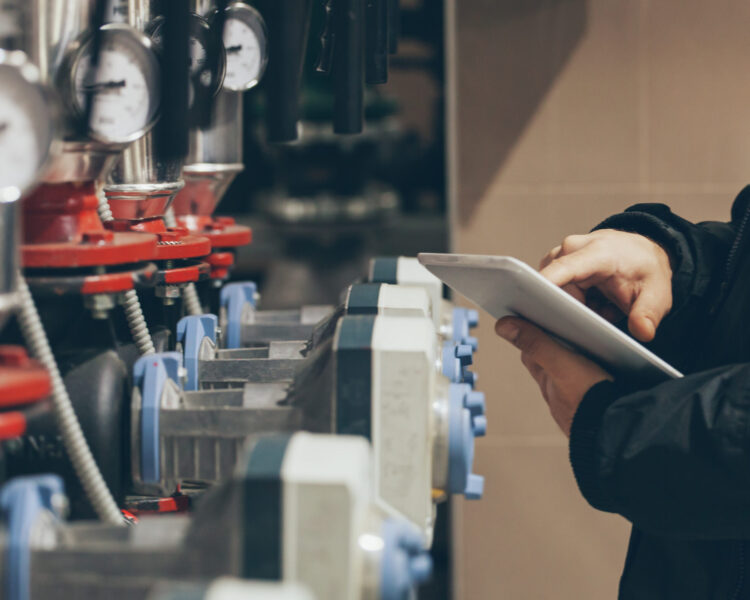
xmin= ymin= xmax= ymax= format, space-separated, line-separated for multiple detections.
xmin=449 ymin=1 xmax=750 ymax=598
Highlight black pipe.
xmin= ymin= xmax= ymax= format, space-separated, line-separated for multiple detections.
xmin=365 ymin=0 xmax=388 ymax=84
xmin=333 ymin=0 xmax=365 ymax=134
xmin=81 ymin=0 xmax=108 ymax=138
xmin=154 ymin=1 xmax=190 ymax=160
xmin=193 ymin=0 xmax=229 ymax=129
xmin=264 ymin=0 xmax=314 ymax=143
xmin=387 ymin=0 xmax=399 ymax=54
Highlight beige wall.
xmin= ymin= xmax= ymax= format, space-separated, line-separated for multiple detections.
xmin=449 ymin=1 xmax=750 ymax=598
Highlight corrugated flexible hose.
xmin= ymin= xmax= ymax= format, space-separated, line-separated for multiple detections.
xmin=16 ymin=273 xmax=124 ymax=525
xmin=96 ymin=187 xmax=156 ymax=355
xmin=164 ymin=207 xmax=203 ymax=316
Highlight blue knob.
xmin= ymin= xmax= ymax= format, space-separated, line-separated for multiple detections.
xmin=447 ymin=384 xmax=485 ymax=500
xmin=133 ymin=352 xmax=183 ymax=484
xmin=472 ymin=415 xmax=487 ymax=437
xmin=0 ymin=475 xmax=66 ymax=600
xmin=220 ymin=281 xmax=258 ymax=349
xmin=455 ymin=344 xmax=473 ymax=367
xmin=467 ymin=309 xmax=479 ymax=329
xmin=380 ymin=519 xmax=432 ymax=600
xmin=462 ymin=368 xmax=478 ymax=387
xmin=176 ymin=314 xmax=217 ymax=391
xmin=464 ymin=390 xmax=485 ymax=417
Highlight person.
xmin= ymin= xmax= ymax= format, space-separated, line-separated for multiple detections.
xmin=494 ymin=191 xmax=750 ymax=600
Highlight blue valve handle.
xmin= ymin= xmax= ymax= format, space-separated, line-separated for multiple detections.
xmin=442 ymin=343 xmax=474 ymax=383
xmin=380 ymin=518 xmax=433 ymax=600
xmin=447 ymin=383 xmax=486 ymax=500
xmin=176 ymin=314 xmax=217 ymax=391
xmin=0 ymin=475 xmax=65 ymax=600
xmin=220 ymin=282 xmax=258 ymax=349
xmin=133 ymin=353 xmax=183 ymax=484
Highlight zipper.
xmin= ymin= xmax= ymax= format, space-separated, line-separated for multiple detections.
xmin=712 ymin=205 xmax=750 ymax=315
xmin=731 ymin=540 xmax=746 ymax=600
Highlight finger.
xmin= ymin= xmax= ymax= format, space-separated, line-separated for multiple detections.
xmin=539 ymin=245 xmax=562 ymax=270
xmin=539 ymin=248 xmax=617 ymax=289
xmin=521 ymin=352 xmax=546 ymax=387
xmin=559 ymin=234 xmax=591 ymax=256
xmin=627 ymin=279 xmax=672 ymax=342
xmin=496 ymin=317 xmax=574 ymax=378
xmin=521 ymin=353 xmax=551 ymax=404
xmin=561 ymin=283 xmax=586 ymax=304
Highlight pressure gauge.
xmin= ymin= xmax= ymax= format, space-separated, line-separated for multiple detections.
xmin=148 ymin=13 xmax=226 ymax=109
xmin=64 ymin=23 xmax=161 ymax=145
xmin=222 ymin=3 xmax=268 ymax=91
xmin=0 ymin=50 xmax=57 ymax=197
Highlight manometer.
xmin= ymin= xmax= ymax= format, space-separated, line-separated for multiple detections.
xmin=148 ymin=13 xmax=226 ymax=109
xmin=221 ymin=3 xmax=268 ymax=91
xmin=65 ymin=23 xmax=161 ymax=145
xmin=0 ymin=50 xmax=57 ymax=197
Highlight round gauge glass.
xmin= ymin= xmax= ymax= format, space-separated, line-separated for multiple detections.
xmin=0 ymin=51 xmax=57 ymax=196
xmin=71 ymin=24 xmax=161 ymax=144
xmin=222 ymin=3 xmax=268 ymax=91
xmin=148 ymin=13 xmax=226 ymax=110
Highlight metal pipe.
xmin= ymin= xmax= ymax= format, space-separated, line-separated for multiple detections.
xmin=0 ymin=201 xmax=19 ymax=331
xmin=333 ymin=0 xmax=365 ymax=134
xmin=365 ymin=0 xmax=388 ymax=84
xmin=265 ymin=0 xmax=313 ymax=142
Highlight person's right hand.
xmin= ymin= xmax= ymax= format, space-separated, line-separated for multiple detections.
xmin=539 ymin=229 xmax=674 ymax=342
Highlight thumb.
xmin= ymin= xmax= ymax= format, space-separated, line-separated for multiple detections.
xmin=628 ymin=282 xmax=671 ymax=342
xmin=496 ymin=317 xmax=572 ymax=377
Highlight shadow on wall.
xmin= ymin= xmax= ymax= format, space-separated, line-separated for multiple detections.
xmin=456 ymin=0 xmax=587 ymax=225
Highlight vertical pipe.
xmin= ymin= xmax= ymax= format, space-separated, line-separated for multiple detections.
xmin=365 ymin=0 xmax=388 ymax=84
xmin=265 ymin=0 xmax=313 ymax=142
xmin=333 ymin=0 xmax=365 ymax=134
xmin=153 ymin=0 xmax=190 ymax=160
xmin=387 ymin=0 xmax=399 ymax=54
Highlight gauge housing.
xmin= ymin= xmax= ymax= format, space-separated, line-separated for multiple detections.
xmin=59 ymin=23 xmax=162 ymax=145
xmin=221 ymin=2 xmax=269 ymax=91
xmin=147 ymin=12 xmax=226 ymax=111
xmin=0 ymin=49 xmax=60 ymax=196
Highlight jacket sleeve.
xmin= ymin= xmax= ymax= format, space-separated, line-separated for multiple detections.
xmin=593 ymin=201 xmax=738 ymax=321
xmin=570 ymin=366 xmax=750 ymax=540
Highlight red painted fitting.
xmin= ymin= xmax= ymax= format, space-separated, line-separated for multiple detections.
xmin=172 ymin=180 xmax=252 ymax=250
xmin=22 ymin=183 xmax=157 ymax=268
xmin=0 ymin=346 xmax=51 ymax=409
xmin=106 ymin=217 xmax=212 ymax=261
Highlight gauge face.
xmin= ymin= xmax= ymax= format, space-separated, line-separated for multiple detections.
xmin=71 ymin=24 xmax=160 ymax=144
xmin=0 ymin=56 xmax=55 ymax=195
xmin=222 ymin=4 xmax=268 ymax=91
xmin=148 ymin=13 xmax=224 ymax=111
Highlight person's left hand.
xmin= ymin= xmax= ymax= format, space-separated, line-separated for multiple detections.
xmin=495 ymin=316 xmax=612 ymax=437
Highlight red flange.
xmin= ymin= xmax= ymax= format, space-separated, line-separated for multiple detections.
xmin=22 ymin=183 xmax=158 ymax=268
xmin=176 ymin=215 xmax=252 ymax=249
xmin=107 ymin=218 xmax=212 ymax=261
xmin=24 ymin=263 xmax=158 ymax=296
xmin=0 ymin=346 xmax=51 ymax=409
xmin=155 ymin=260 xmax=211 ymax=285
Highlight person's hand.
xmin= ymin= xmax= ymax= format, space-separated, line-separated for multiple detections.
xmin=495 ymin=317 xmax=612 ymax=437
xmin=539 ymin=229 xmax=673 ymax=342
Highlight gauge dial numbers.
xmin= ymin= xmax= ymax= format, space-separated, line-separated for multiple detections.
xmin=222 ymin=3 xmax=268 ymax=91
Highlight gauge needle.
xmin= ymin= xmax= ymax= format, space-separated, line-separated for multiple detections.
xmin=226 ymin=45 xmax=243 ymax=53
xmin=81 ymin=80 xmax=127 ymax=92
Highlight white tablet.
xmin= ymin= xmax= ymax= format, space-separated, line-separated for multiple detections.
xmin=418 ymin=253 xmax=682 ymax=383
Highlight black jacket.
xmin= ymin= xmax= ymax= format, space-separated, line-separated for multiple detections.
xmin=570 ymin=187 xmax=750 ymax=600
